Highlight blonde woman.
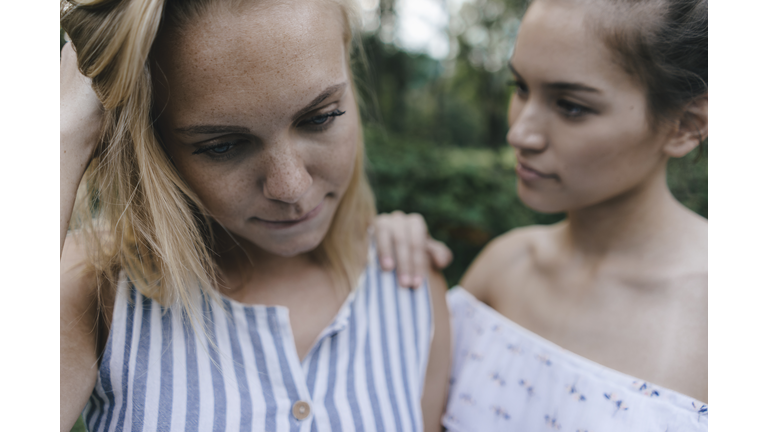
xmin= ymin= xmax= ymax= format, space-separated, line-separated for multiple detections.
xmin=59 ymin=0 xmax=450 ymax=431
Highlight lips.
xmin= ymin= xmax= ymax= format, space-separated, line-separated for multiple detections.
xmin=252 ymin=200 xmax=324 ymax=228
xmin=516 ymin=161 xmax=558 ymax=181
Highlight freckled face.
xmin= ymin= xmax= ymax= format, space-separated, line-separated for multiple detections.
xmin=506 ymin=0 xmax=671 ymax=213
xmin=152 ymin=0 xmax=359 ymax=257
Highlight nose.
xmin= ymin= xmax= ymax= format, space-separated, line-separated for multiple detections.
xmin=506 ymin=100 xmax=547 ymax=152
xmin=262 ymin=143 xmax=312 ymax=204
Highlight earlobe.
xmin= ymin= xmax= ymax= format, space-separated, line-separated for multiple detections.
xmin=663 ymin=94 xmax=708 ymax=158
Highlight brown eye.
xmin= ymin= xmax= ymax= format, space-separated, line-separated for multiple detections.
xmin=557 ymin=100 xmax=590 ymax=117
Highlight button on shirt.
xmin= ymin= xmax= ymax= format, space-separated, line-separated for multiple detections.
xmin=83 ymin=249 xmax=434 ymax=432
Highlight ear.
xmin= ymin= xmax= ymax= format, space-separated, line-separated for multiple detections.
xmin=662 ymin=94 xmax=708 ymax=158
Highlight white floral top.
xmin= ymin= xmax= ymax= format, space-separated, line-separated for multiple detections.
xmin=443 ymin=287 xmax=708 ymax=432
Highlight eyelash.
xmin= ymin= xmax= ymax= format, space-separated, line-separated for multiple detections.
xmin=191 ymin=109 xmax=347 ymax=160
xmin=556 ymin=100 xmax=592 ymax=118
xmin=192 ymin=140 xmax=244 ymax=160
xmin=509 ymin=79 xmax=593 ymax=119
xmin=508 ymin=79 xmax=529 ymax=97
xmin=299 ymin=109 xmax=346 ymax=131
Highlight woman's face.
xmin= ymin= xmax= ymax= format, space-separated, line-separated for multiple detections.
xmin=506 ymin=0 xmax=671 ymax=213
xmin=152 ymin=0 xmax=359 ymax=257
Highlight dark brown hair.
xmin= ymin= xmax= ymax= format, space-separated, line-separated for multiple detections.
xmin=590 ymin=0 xmax=708 ymax=132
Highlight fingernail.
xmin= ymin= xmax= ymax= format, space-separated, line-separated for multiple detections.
xmin=413 ymin=276 xmax=423 ymax=287
xmin=399 ymin=274 xmax=412 ymax=287
xmin=382 ymin=257 xmax=394 ymax=270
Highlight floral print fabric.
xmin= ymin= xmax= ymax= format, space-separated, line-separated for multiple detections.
xmin=443 ymin=288 xmax=707 ymax=432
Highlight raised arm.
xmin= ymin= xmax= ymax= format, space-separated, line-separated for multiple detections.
xmin=60 ymin=42 xmax=106 ymax=431
xmin=374 ymin=211 xmax=453 ymax=288
xmin=60 ymin=42 xmax=103 ymax=255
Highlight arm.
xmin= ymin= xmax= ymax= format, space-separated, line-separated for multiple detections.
xmin=60 ymin=234 xmax=103 ymax=432
xmin=60 ymin=42 xmax=106 ymax=431
xmin=421 ymin=267 xmax=451 ymax=432
xmin=60 ymin=42 xmax=103 ymax=255
xmin=374 ymin=211 xmax=453 ymax=288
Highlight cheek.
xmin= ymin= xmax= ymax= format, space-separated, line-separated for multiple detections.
xmin=170 ymin=154 xmax=252 ymax=219
xmin=311 ymin=123 xmax=359 ymax=192
xmin=559 ymin=117 xmax=660 ymax=191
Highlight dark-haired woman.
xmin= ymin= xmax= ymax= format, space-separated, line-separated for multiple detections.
xmin=375 ymin=0 xmax=708 ymax=429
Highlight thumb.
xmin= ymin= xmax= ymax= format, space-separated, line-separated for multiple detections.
xmin=426 ymin=239 xmax=452 ymax=270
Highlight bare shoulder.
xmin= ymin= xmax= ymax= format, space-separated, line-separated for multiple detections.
xmin=686 ymin=212 xmax=708 ymax=272
xmin=669 ymin=207 xmax=708 ymax=277
xmin=460 ymin=224 xmax=556 ymax=303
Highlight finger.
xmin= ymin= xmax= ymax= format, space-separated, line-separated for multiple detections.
xmin=426 ymin=239 xmax=453 ymax=270
xmin=390 ymin=212 xmax=413 ymax=288
xmin=374 ymin=215 xmax=395 ymax=271
xmin=407 ymin=214 xmax=428 ymax=288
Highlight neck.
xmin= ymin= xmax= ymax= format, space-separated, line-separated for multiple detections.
xmin=211 ymin=226 xmax=318 ymax=287
xmin=562 ymin=165 xmax=686 ymax=258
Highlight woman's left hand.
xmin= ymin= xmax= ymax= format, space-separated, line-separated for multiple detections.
xmin=374 ymin=211 xmax=453 ymax=288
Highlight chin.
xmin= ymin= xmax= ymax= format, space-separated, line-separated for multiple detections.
xmin=262 ymin=232 xmax=326 ymax=257
xmin=517 ymin=185 xmax=567 ymax=214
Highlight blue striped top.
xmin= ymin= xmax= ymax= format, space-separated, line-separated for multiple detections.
xmin=82 ymin=249 xmax=434 ymax=432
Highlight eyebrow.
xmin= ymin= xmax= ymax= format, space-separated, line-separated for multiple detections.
xmin=292 ymin=82 xmax=347 ymax=121
xmin=175 ymin=125 xmax=251 ymax=135
xmin=174 ymin=82 xmax=348 ymax=136
xmin=508 ymin=62 xmax=601 ymax=94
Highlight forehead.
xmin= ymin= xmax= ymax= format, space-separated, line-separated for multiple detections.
xmin=151 ymin=0 xmax=347 ymax=124
xmin=512 ymin=0 xmax=633 ymax=91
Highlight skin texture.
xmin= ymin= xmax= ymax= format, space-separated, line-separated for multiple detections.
xmin=60 ymin=43 xmax=102 ymax=255
xmin=60 ymin=1 xmax=450 ymax=430
xmin=153 ymin=1 xmax=358 ymax=259
xmin=461 ymin=0 xmax=708 ymax=402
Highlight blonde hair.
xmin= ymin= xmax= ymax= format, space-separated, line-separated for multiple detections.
xmin=61 ymin=0 xmax=376 ymax=327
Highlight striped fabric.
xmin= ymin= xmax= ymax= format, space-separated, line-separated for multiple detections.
xmin=82 ymin=250 xmax=433 ymax=432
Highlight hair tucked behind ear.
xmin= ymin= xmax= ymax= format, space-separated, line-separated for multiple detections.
xmin=61 ymin=0 xmax=375 ymax=332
